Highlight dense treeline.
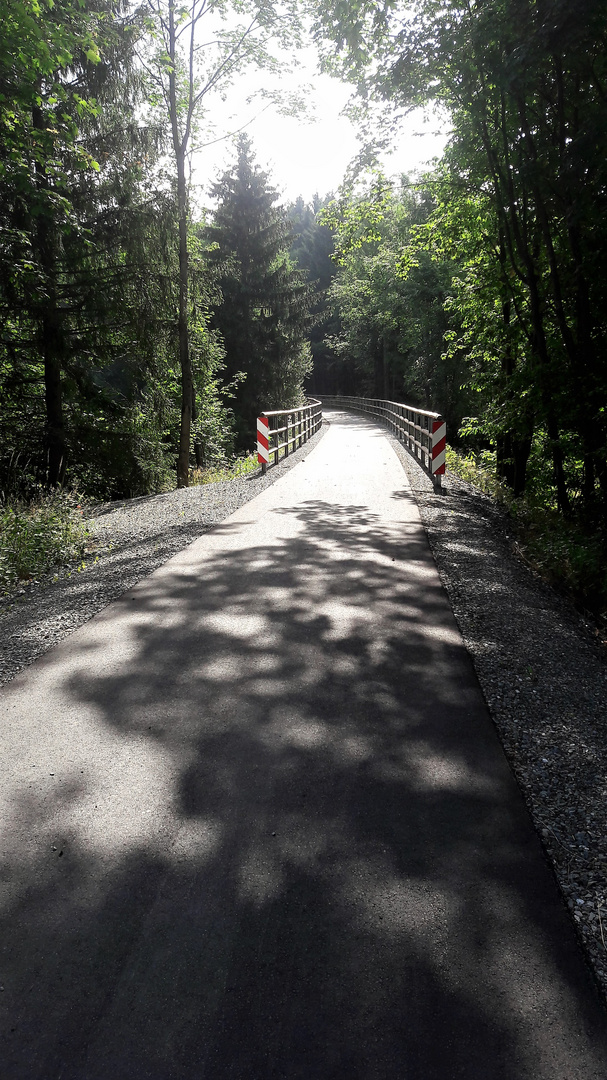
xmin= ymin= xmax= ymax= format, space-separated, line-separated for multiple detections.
xmin=2 ymin=0 xmax=606 ymax=617
xmin=315 ymin=176 xmax=467 ymax=436
xmin=312 ymin=0 xmax=607 ymax=621
xmin=314 ymin=0 xmax=607 ymax=524
xmin=0 ymin=0 xmax=309 ymax=499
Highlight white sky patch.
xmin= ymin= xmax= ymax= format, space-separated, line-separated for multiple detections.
xmin=190 ymin=46 xmax=448 ymax=205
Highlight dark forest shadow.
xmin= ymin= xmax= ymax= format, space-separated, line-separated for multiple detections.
xmin=1 ymin=491 xmax=606 ymax=1079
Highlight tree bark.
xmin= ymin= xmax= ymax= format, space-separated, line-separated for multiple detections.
xmin=496 ymin=432 xmax=533 ymax=497
xmin=168 ymin=0 xmax=193 ymax=489
xmin=32 ymin=104 xmax=67 ymax=487
xmin=176 ymin=156 xmax=192 ymax=488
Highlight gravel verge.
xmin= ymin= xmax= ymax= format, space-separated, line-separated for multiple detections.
xmin=1 ymin=412 xmax=606 ymax=1004
xmin=0 ymin=423 xmax=326 ymax=685
xmin=388 ymin=431 xmax=607 ymax=1007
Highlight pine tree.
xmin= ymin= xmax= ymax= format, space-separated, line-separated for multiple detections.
xmin=206 ymin=136 xmax=312 ymax=448
xmin=0 ymin=0 xmax=156 ymax=492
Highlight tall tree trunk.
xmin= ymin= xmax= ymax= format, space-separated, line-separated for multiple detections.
xmin=168 ymin=0 xmax=192 ymax=489
xmin=480 ymin=104 xmax=572 ymax=513
xmin=494 ymin=281 xmax=533 ymax=496
xmin=176 ymin=154 xmax=192 ymax=488
xmin=496 ymin=432 xmax=533 ymax=497
xmin=32 ymin=104 xmax=67 ymax=487
xmin=42 ymin=301 xmax=67 ymax=487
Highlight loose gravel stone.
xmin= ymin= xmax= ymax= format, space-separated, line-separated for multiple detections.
xmin=388 ymin=431 xmax=607 ymax=1007
xmin=0 ymin=424 xmax=326 ymax=684
xmin=2 ymin=413 xmax=606 ymax=1005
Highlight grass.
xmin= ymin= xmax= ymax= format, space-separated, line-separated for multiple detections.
xmin=444 ymin=446 xmax=513 ymax=501
xmin=0 ymin=490 xmax=90 ymax=593
xmin=0 ymin=454 xmax=261 ymax=594
xmin=445 ymin=446 xmax=607 ymax=634
xmin=189 ymin=453 xmax=259 ymax=486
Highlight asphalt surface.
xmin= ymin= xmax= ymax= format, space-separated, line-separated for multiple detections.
xmin=1 ymin=410 xmax=606 ymax=1079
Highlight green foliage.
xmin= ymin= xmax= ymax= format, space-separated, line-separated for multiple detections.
xmin=189 ymin=452 xmax=258 ymax=486
xmin=140 ymin=0 xmax=308 ymax=486
xmin=445 ymin=446 xmax=510 ymax=500
xmin=0 ymin=0 xmax=238 ymax=501
xmin=314 ymin=0 xmax=607 ymax=521
xmin=206 ymin=136 xmax=313 ymax=448
xmin=0 ymin=490 xmax=89 ymax=591
xmin=287 ymin=195 xmax=339 ymax=396
xmin=320 ymin=172 xmax=467 ymax=428
xmin=0 ymin=0 xmax=316 ymax=501
xmin=0 ymin=0 xmax=174 ymax=496
xmin=446 ymin=446 xmax=607 ymax=627
xmin=514 ymin=514 xmax=607 ymax=629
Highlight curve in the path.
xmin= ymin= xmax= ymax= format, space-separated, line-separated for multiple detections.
xmin=0 ymin=411 xmax=606 ymax=1079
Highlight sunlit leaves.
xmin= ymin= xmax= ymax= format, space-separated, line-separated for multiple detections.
xmin=313 ymin=0 xmax=607 ymax=511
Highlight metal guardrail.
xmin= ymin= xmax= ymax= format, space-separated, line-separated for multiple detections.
xmin=257 ymin=398 xmax=323 ymax=474
xmin=321 ymin=395 xmax=446 ymax=488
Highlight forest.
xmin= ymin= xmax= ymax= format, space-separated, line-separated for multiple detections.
xmin=1 ymin=0 xmax=606 ymax=621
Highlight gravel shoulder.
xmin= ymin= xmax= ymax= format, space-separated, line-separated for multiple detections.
xmin=0 ymin=424 xmax=326 ymax=684
xmin=2 ymin=416 xmax=606 ymax=1006
xmin=389 ymin=433 xmax=607 ymax=1008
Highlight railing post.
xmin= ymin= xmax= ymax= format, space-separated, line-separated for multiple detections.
xmin=255 ymin=399 xmax=322 ymax=473
xmin=257 ymin=414 xmax=270 ymax=475
xmin=431 ymin=418 xmax=446 ymax=490
xmin=321 ymin=395 xmax=446 ymax=489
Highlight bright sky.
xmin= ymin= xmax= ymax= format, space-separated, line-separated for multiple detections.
xmin=191 ymin=51 xmax=448 ymax=206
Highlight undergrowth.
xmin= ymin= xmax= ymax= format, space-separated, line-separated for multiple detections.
xmin=446 ymin=447 xmax=607 ymax=633
xmin=189 ymin=453 xmax=259 ymax=486
xmin=0 ymin=490 xmax=89 ymax=593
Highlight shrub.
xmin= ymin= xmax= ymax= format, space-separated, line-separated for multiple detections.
xmin=0 ymin=491 xmax=89 ymax=592
xmin=189 ymin=453 xmax=259 ymax=486
xmin=445 ymin=446 xmax=607 ymax=630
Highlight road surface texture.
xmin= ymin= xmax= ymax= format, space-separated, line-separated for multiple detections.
xmin=1 ymin=411 xmax=606 ymax=1079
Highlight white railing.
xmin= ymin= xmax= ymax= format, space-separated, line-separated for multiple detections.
xmin=257 ymin=398 xmax=323 ymax=473
xmin=321 ymin=395 xmax=446 ymax=488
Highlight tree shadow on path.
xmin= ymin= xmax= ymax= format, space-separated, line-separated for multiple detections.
xmin=1 ymin=496 xmax=606 ymax=1079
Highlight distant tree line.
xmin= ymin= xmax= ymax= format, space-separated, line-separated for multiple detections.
xmin=2 ymin=0 xmax=607 ymax=552
xmin=0 ymin=0 xmax=311 ymax=499
xmin=313 ymin=0 xmax=607 ymax=525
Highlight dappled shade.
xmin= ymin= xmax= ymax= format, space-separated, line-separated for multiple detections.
xmin=1 ymin=415 xmax=606 ymax=1078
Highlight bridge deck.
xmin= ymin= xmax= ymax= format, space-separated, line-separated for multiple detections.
xmin=1 ymin=409 xmax=606 ymax=1078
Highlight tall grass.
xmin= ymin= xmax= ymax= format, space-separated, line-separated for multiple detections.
xmin=0 ymin=491 xmax=89 ymax=593
xmin=445 ymin=447 xmax=607 ymax=632
xmin=189 ymin=453 xmax=259 ymax=486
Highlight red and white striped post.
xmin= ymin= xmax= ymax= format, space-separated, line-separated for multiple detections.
xmin=257 ymin=414 xmax=270 ymax=474
xmin=431 ymin=418 xmax=446 ymax=488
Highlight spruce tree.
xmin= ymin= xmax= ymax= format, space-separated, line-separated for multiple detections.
xmin=0 ymin=0 xmax=156 ymax=492
xmin=206 ymin=136 xmax=312 ymax=448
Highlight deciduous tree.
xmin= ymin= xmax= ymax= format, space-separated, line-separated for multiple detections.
xmin=140 ymin=0 xmax=305 ymax=484
xmin=314 ymin=0 xmax=607 ymax=515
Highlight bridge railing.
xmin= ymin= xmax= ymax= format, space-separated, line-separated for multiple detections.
xmin=257 ymin=398 xmax=323 ymax=474
xmin=321 ymin=395 xmax=446 ymax=488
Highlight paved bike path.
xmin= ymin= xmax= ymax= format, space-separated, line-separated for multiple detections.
xmin=1 ymin=411 xmax=606 ymax=1078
